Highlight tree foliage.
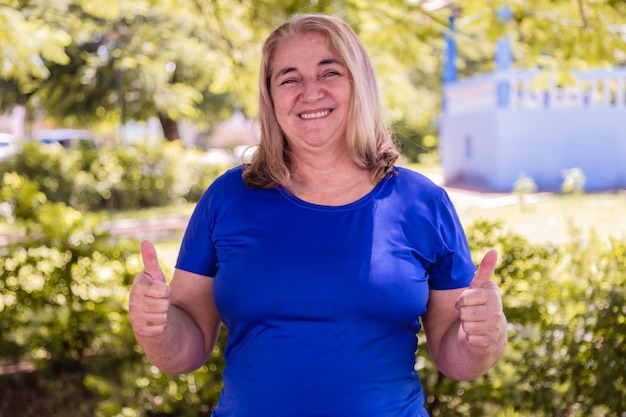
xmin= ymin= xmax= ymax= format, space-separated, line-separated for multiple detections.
xmin=0 ymin=3 xmax=70 ymax=90
xmin=2 ymin=0 xmax=623 ymax=141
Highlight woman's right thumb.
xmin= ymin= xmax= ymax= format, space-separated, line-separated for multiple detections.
xmin=140 ymin=240 xmax=166 ymax=282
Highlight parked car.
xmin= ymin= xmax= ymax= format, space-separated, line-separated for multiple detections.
xmin=0 ymin=133 xmax=21 ymax=161
xmin=34 ymin=129 xmax=96 ymax=149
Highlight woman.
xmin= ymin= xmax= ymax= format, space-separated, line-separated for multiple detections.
xmin=129 ymin=13 xmax=507 ymax=417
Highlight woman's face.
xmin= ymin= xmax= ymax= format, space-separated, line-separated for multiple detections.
xmin=269 ymin=31 xmax=352 ymax=156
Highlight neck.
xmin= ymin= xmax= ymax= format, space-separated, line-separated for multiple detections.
xmin=289 ymin=154 xmax=375 ymax=206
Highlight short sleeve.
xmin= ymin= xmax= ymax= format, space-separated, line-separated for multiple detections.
xmin=427 ymin=189 xmax=476 ymax=290
xmin=175 ymin=179 xmax=222 ymax=277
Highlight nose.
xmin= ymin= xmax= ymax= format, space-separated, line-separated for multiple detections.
xmin=301 ymin=77 xmax=324 ymax=102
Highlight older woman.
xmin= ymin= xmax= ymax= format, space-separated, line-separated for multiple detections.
xmin=129 ymin=13 xmax=507 ymax=417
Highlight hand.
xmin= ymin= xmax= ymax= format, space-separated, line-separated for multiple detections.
xmin=129 ymin=241 xmax=171 ymax=337
xmin=455 ymin=249 xmax=505 ymax=348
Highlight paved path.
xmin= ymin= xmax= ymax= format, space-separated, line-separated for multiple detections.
xmin=427 ymin=172 xmax=550 ymax=210
xmin=0 ymin=214 xmax=190 ymax=247
xmin=104 ymin=214 xmax=189 ymax=241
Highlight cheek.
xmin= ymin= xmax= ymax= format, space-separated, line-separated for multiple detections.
xmin=272 ymin=96 xmax=297 ymax=127
xmin=273 ymin=99 xmax=288 ymax=115
xmin=339 ymin=87 xmax=352 ymax=105
xmin=273 ymin=102 xmax=289 ymax=121
xmin=271 ymin=91 xmax=288 ymax=112
xmin=272 ymin=107 xmax=293 ymax=136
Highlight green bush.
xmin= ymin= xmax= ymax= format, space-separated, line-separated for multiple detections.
xmin=1 ymin=166 xmax=624 ymax=416
xmin=86 ymin=332 xmax=227 ymax=417
xmin=171 ymin=147 xmax=230 ymax=203
xmin=0 ymin=174 xmax=140 ymax=371
xmin=0 ymin=141 xmax=229 ymax=212
xmin=391 ymin=119 xmax=438 ymax=163
xmin=0 ymin=170 xmax=227 ymax=417
xmin=2 ymin=142 xmax=80 ymax=204
xmin=418 ymin=220 xmax=626 ymax=417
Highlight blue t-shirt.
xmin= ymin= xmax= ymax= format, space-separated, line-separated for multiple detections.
xmin=176 ymin=166 xmax=475 ymax=417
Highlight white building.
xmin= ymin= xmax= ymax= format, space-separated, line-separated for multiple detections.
xmin=438 ymin=5 xmax=626 ymax=192
xmin=439 ymin=67 xmax=626 ymax=191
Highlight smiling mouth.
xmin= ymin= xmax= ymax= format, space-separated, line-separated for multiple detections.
xmin=299 ymin=110 xmax=331 ymax=119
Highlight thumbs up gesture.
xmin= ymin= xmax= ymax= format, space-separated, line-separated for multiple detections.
xmin=129 ymin=241 xmax=172 ymax=337
xmin=455 ymin=249 xmax=505 ymax=348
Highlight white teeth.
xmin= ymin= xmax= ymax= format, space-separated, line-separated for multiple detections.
xmin=300 ymin=110 xmax=330 ymax=119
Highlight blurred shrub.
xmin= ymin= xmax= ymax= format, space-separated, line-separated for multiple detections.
xmin=1 ymin=155 xmax=624 ymax=416
xmin=513 ymin=173 xmax=538 ymax=204
xmin=561 ymin=167 xmax=587 ymax=194
xmin=87 ymin=331 xmax=226 ymax=417
xmin=0 ymin=173 xmax=140 ymax=375
xmin=419 ymin=220 xmax=626 ymax=417
xmin=391 ymin=119 xmax=438 ymax=163
xmin=0 ymin=141 xmax=230 ymax=211
xmin=169 ymin=145 xmax=231 ymax=203
xmin=2 ymin=141 xmax=80 ymax=204
xmin=0 ymin=169 xmax=226 ymax=417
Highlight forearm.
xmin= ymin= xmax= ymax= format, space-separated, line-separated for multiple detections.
xmin=435 ymin=315 xmax=508 ymax=381
xmin=134 ymin=305 xmax=215 ymax=374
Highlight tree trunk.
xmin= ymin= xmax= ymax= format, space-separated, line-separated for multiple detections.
xmin=158 ymin=114 xmax=180 ymax=142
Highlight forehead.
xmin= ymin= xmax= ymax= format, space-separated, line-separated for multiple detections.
xmin=271 ymin=31 xmax=340 ymax=70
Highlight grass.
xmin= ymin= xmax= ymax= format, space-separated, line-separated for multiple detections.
xmin=455 ymin=192 xmax=626 ymax=245
xmin=403 ymin=162 xmax=626 ymax=245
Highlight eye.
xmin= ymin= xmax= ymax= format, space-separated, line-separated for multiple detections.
xmin=323 ymin=71 xmax=341 ymax=78
xmin=279 ymin=78 xmax=300 ymax=86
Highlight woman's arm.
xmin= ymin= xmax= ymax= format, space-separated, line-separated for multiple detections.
xmin=129 ymin=241 xmax=222 ymax=374
xmin=422 ymin=249 xmax=507 ymax=381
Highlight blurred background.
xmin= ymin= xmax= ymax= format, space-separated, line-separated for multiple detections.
xmin=0 ymin=1 xmax=624 ymax=416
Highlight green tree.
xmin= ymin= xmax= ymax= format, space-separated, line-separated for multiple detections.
xmin=0 ymin=4 xmax=70 ymax=89
xmin=1 ymin=0 xmax=624 ymax=143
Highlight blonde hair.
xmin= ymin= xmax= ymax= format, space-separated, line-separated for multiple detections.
xmin=243 ymin=13 xmax=399 ymax=188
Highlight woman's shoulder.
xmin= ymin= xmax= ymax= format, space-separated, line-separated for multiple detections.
xmin=196 ymin=165 xmax=246 ymax=203
xmin=219 ymin=165 xmax=245 ymax=182
xmin=206 ymin=165 xmax=246 ymax=190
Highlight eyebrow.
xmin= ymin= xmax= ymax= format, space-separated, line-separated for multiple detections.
xmin=272 ymin=57 xmax=344 ymax=81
